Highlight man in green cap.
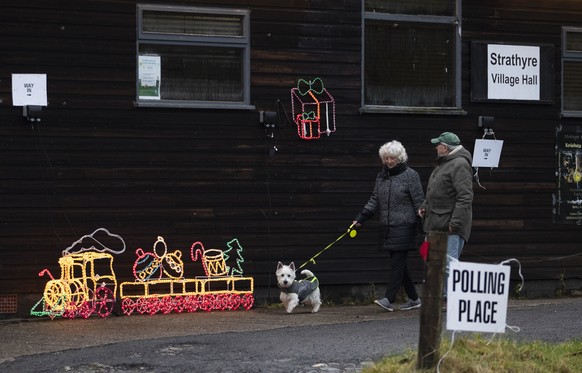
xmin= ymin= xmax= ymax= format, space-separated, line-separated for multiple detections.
xmin=418 ymin=132 xmax=474 ymax=300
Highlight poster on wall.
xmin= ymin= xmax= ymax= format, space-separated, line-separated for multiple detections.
xmin=553 ymin=127 xmax=582 ymax=224
xmin=138 ymin=55 xmax=161 ymax=100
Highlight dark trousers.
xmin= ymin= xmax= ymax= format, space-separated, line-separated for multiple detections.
xmin=384 ymin=250 xmax=419 ymax=303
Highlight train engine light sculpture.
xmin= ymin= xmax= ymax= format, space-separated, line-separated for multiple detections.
xmin=30 ymin=228 xmax=124 ymax=319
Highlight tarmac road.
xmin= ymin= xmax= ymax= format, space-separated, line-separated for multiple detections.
xmin=0 ymin=298 xmax=580 ymax=372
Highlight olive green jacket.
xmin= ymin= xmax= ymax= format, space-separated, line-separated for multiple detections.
xmin=421 ymin=146 xmax=474 ymax=241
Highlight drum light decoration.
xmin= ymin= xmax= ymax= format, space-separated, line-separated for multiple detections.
xmin=291 ymin=77 xmax=336 ymax=140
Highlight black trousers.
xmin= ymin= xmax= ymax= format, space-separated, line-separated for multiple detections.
xmin=384 ymin=250 xmax=419 ymax=303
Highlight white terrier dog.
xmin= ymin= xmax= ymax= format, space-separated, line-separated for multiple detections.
xmin=276 ymin=262 xmax=321 ymax=313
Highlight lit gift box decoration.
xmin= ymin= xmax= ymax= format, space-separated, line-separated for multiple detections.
xmin=291 ymin=78 xmax=336 ymax=140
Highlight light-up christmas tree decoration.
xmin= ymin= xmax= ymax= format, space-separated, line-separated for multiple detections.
xmin=224 ymin=238 xmax=245 ymax=276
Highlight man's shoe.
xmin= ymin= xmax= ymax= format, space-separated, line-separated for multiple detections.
xmin=374 ymin=298 xmax=394 ymax=312
xmin=400 ymin=298 xmax=421 ymax=311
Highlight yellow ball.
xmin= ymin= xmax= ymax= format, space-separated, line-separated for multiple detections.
xmin=575 ymin=172 xmax=582 ymax=183
xmin=349 ymin=229 xmax=357 ymax=238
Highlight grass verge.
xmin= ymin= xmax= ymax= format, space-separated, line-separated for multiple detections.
xmin=363 ymin=335 xmax=582 ymax=373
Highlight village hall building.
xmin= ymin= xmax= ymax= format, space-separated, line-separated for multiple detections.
xmin=1 ymin=0 xmax=582 ymax=318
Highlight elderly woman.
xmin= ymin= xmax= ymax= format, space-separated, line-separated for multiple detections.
xmin=353 ymin=140 xmax=425 ymax=312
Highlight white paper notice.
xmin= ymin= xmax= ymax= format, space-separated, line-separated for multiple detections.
xmin=12 ymin=74 xmax=48 ymax=106
xmin=472 ymin=139 xmax=504 ymax=168
xmin=138 ymin=55 xmax=161 ymax=100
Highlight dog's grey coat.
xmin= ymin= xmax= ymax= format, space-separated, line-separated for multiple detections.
xmin=279 ymin=276 xmax=319 ymax=303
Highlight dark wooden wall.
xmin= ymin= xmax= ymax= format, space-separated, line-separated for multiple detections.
xmin=1 ymin=0 xmax=581 ymax=317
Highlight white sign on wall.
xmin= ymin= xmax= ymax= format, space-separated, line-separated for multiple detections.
xmin=472 ymin=139 xmax=504 ymax=168
xmin=12 ymin=74 xmax=48 ymax=106
xmin=488 ymin=44 xmax=540 ymax=100
xmin=138 ymin=55 xmax=161 ymax=100
xmin=446 ymin=261 xmax=510 ymax=333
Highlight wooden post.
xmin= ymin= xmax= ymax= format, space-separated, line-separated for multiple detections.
xmin=417 ymin=230 xmax=448 ymax=369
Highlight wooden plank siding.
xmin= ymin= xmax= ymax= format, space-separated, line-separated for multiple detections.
xmin=1 ymin=0 xmax=581 ymax=317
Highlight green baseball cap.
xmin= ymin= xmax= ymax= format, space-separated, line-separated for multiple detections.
xmin=431 ymin=132 xmax=461 ymax=146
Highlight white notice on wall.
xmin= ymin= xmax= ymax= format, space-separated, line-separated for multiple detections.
xmin=138 ymin=55 xmax=161 ymax=100
xmin=488 ymin=44 xmax=540 ymax=100
xmin=472 ymin=139 xmax=504 ymax=168
xmin=12 ymin=74 xmax=48 ymax=106
xmin=447 ymin=261 xmax=510 ymax=333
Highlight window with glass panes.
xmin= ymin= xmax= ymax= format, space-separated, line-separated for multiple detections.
xmin=137 ymin=5 xmax=251 ymax=109
xmin=362 ymin=0 xmax=461 ymax=112
xmin=562 ymin=27 xmax=582 ymax=116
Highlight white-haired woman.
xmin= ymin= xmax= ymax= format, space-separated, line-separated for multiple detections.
xmin=353 ymin=140 xmax=425 ymax=311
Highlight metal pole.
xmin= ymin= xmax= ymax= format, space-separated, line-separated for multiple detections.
xmin=416 ymin=230 xmax=448 ymax=369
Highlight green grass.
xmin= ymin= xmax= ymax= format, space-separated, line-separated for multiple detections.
xmin=363 ymin=335 xmax=582 ymax=373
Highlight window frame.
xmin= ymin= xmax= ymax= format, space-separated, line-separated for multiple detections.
xmin=136 ymin=4 xmax=253 ymax=110
xmin=561 ymin=26 xmax=582 ymax=117
xmin=361 ymin=2 xmax=463 ymax=114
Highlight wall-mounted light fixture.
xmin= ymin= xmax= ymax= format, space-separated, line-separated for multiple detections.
xmin=478 ymin=116 xmax=494 ymax=129
xmin=478 ymin=115 xmax=495 ymax=136
xmin=23 ymin=105 xmax=42 ymax=122
xmin=259 ymin=111 xmax=278 ymax=127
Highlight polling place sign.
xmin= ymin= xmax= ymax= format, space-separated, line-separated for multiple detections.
xmin=446 ymin=261 xmax=510 ymax=333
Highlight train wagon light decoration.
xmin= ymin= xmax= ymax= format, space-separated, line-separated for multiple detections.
xmin=31 ymin=231 xmax=254 ymax=319
xmin=30 ymin=228 xmax=125 ymax=319
xmin=119 ymin=237 xmax=254 ymax=316
xmin=290 ymin=77 xmax=336 ymax=140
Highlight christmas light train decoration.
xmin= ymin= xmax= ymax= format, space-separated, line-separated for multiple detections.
xmin=31 ymin=230 xmax=254 ymax=319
